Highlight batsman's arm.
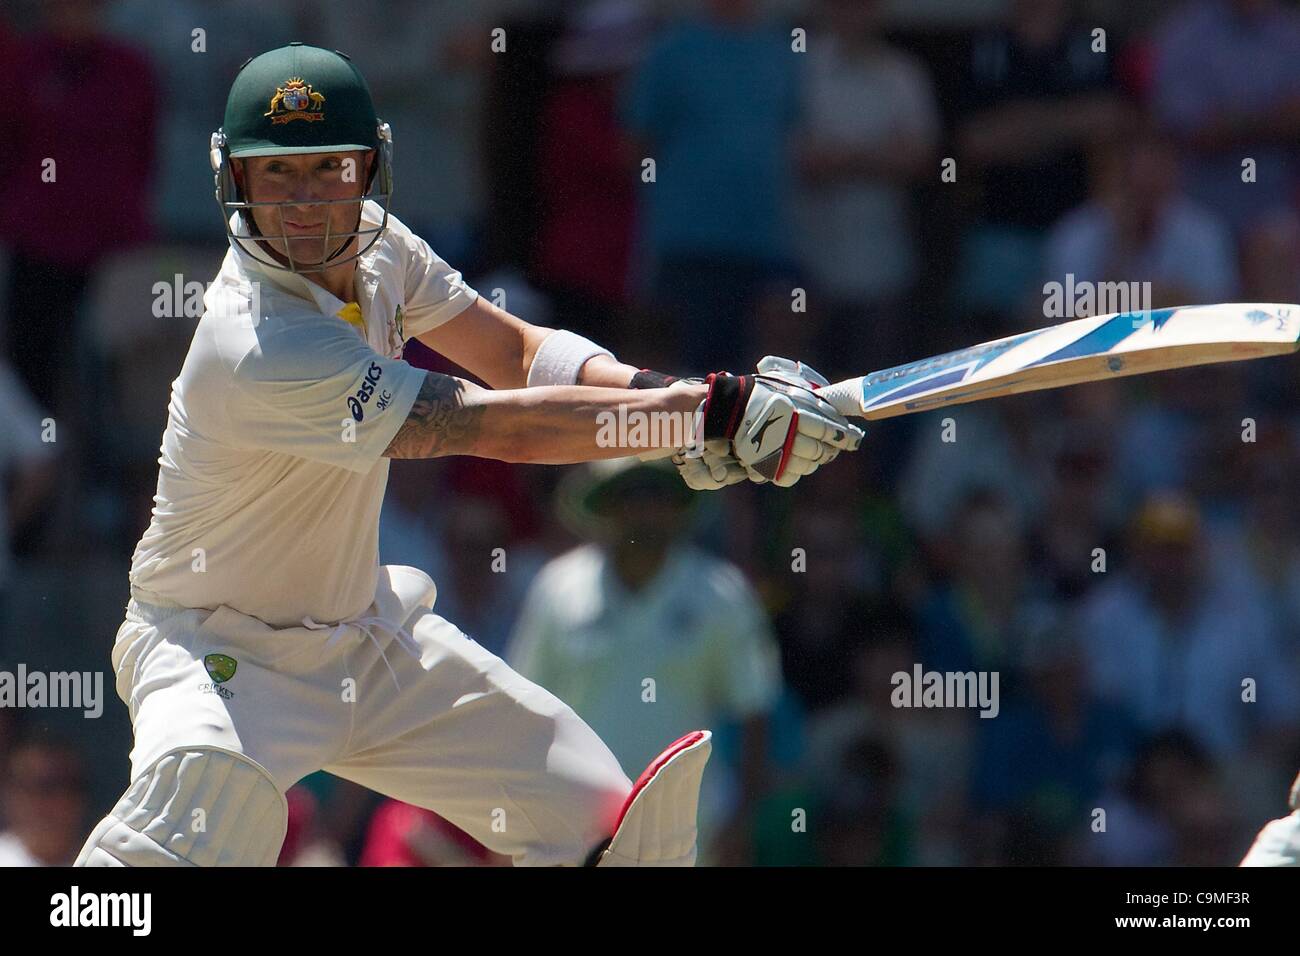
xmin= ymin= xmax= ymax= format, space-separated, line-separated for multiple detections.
xmin=574 ymin=352 xmax=648 ymax=387
xmin=382 ymin=370 xmax=706 ymax=464
xmin=415 ymin=298 xmax=645 ymax=389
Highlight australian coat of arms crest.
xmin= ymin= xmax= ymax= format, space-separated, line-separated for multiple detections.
xmin=265 ymin=77 xmax=325 ymax=124
xmin=386 ymin=304 xmax=405 ymax=357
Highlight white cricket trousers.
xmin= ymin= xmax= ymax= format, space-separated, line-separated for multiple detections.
xmin=81 ymin=564 xmax=633 ymax=866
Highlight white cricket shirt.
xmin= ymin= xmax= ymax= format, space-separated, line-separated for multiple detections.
xmin=129 ymin=201 xmax=478 ymax=626
xmin=506 ymin=543 xmax=783 ymax=775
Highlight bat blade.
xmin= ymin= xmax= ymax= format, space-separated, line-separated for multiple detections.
xmin=825 ymin=303 xmax=1300 ymax=420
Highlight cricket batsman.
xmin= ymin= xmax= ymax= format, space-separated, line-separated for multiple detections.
xmin=74 ymin=43 xmax=863 ymax=867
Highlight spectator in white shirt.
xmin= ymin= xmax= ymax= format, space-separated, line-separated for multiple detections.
xmin=1075 ymin=492 xmax=1300 ymax=758
xmin=794 ymin=0 xmax=940 ymax=373
xmin=1045 ymin=123 xmax=1238 ymax=310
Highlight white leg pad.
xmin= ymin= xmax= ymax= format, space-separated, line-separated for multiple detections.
xmin=598 ymin=730 xmax=712 ymax=867
xmin=74 ymin=748 xmax=288 ymax=867
xmin=1241 ymin=811 xmax=1300 ymax=866
xmin=1241 ymin=771 xmax=1300 ymax=867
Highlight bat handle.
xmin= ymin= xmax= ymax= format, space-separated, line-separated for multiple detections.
xmin=818 ymin=378 xmax=865 ymax=418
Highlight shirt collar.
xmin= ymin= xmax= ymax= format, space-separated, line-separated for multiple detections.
xmin=226 ymin=202 xmax=384 ymax=319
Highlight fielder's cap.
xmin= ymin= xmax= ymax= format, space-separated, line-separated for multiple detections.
xmin=558 ymin=457 xmax=694 ymax=536
xmin=223 ymin=43 xmax=379 ymax=158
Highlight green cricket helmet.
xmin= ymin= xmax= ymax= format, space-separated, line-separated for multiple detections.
xmin=210 ymin=42 xmax=394 ymax=273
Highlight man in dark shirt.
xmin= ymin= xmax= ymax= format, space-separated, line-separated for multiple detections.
xmin=955 ymin=0 xmax=1125 ymax=315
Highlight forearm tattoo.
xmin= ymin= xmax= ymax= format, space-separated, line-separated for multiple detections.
xmin=383 ymin=372 xmax=484 ymax=459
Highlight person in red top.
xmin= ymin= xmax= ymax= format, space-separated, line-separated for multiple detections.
xmin=360 ymin=800 xmax=504 ymax=866
xmin=0 ymin=12 xmax=19 ymax=187
xmin=0 ymin=0 xmax=157 ymax=415
xmin=531 ymin=1 xmax=649 ymax=342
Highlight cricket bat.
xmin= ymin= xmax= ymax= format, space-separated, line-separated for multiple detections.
xmin=819 ymin=303 xmax=1300 ymax=420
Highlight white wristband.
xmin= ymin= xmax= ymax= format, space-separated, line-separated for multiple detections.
xmin=526 ymin=329 xmax=615 ymax=387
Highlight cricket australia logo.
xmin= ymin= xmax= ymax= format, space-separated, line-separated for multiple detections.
xmin=386 ymin=304 xmax=405 ymax=357
xmin=199 ymin=653 xmax=237 ymax=699
xmin=265 ymin=77 xmax=325 ymax=124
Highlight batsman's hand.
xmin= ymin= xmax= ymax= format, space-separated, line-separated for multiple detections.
xmin=700 ymin=359 xmax=864 ymax=487
xmin=671 ymin=439 xmax=749 ymax=490
xmin=639 ymin=437 xmax=748 ymax=490
xmin=631 ymin=371 xmax=749 ymax=491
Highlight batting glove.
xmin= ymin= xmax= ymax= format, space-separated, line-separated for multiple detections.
xmin=629 ymin=369 xmax=748 ymax=490
xmin=699 ymin=364 xmax=864 ymax=487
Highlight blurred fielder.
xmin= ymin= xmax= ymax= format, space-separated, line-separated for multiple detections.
xmin=508 ymin=458 xmax=784 ymax=862
xmin=75 ymin=43 xmax=862 ymax=867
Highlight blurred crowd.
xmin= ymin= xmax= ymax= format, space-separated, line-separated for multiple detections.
xmin=4 ymin=0 xmax=1300 ymax=865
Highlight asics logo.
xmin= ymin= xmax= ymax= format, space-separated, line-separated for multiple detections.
xmin=347 ymin=361 xmax=384 ymax=422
